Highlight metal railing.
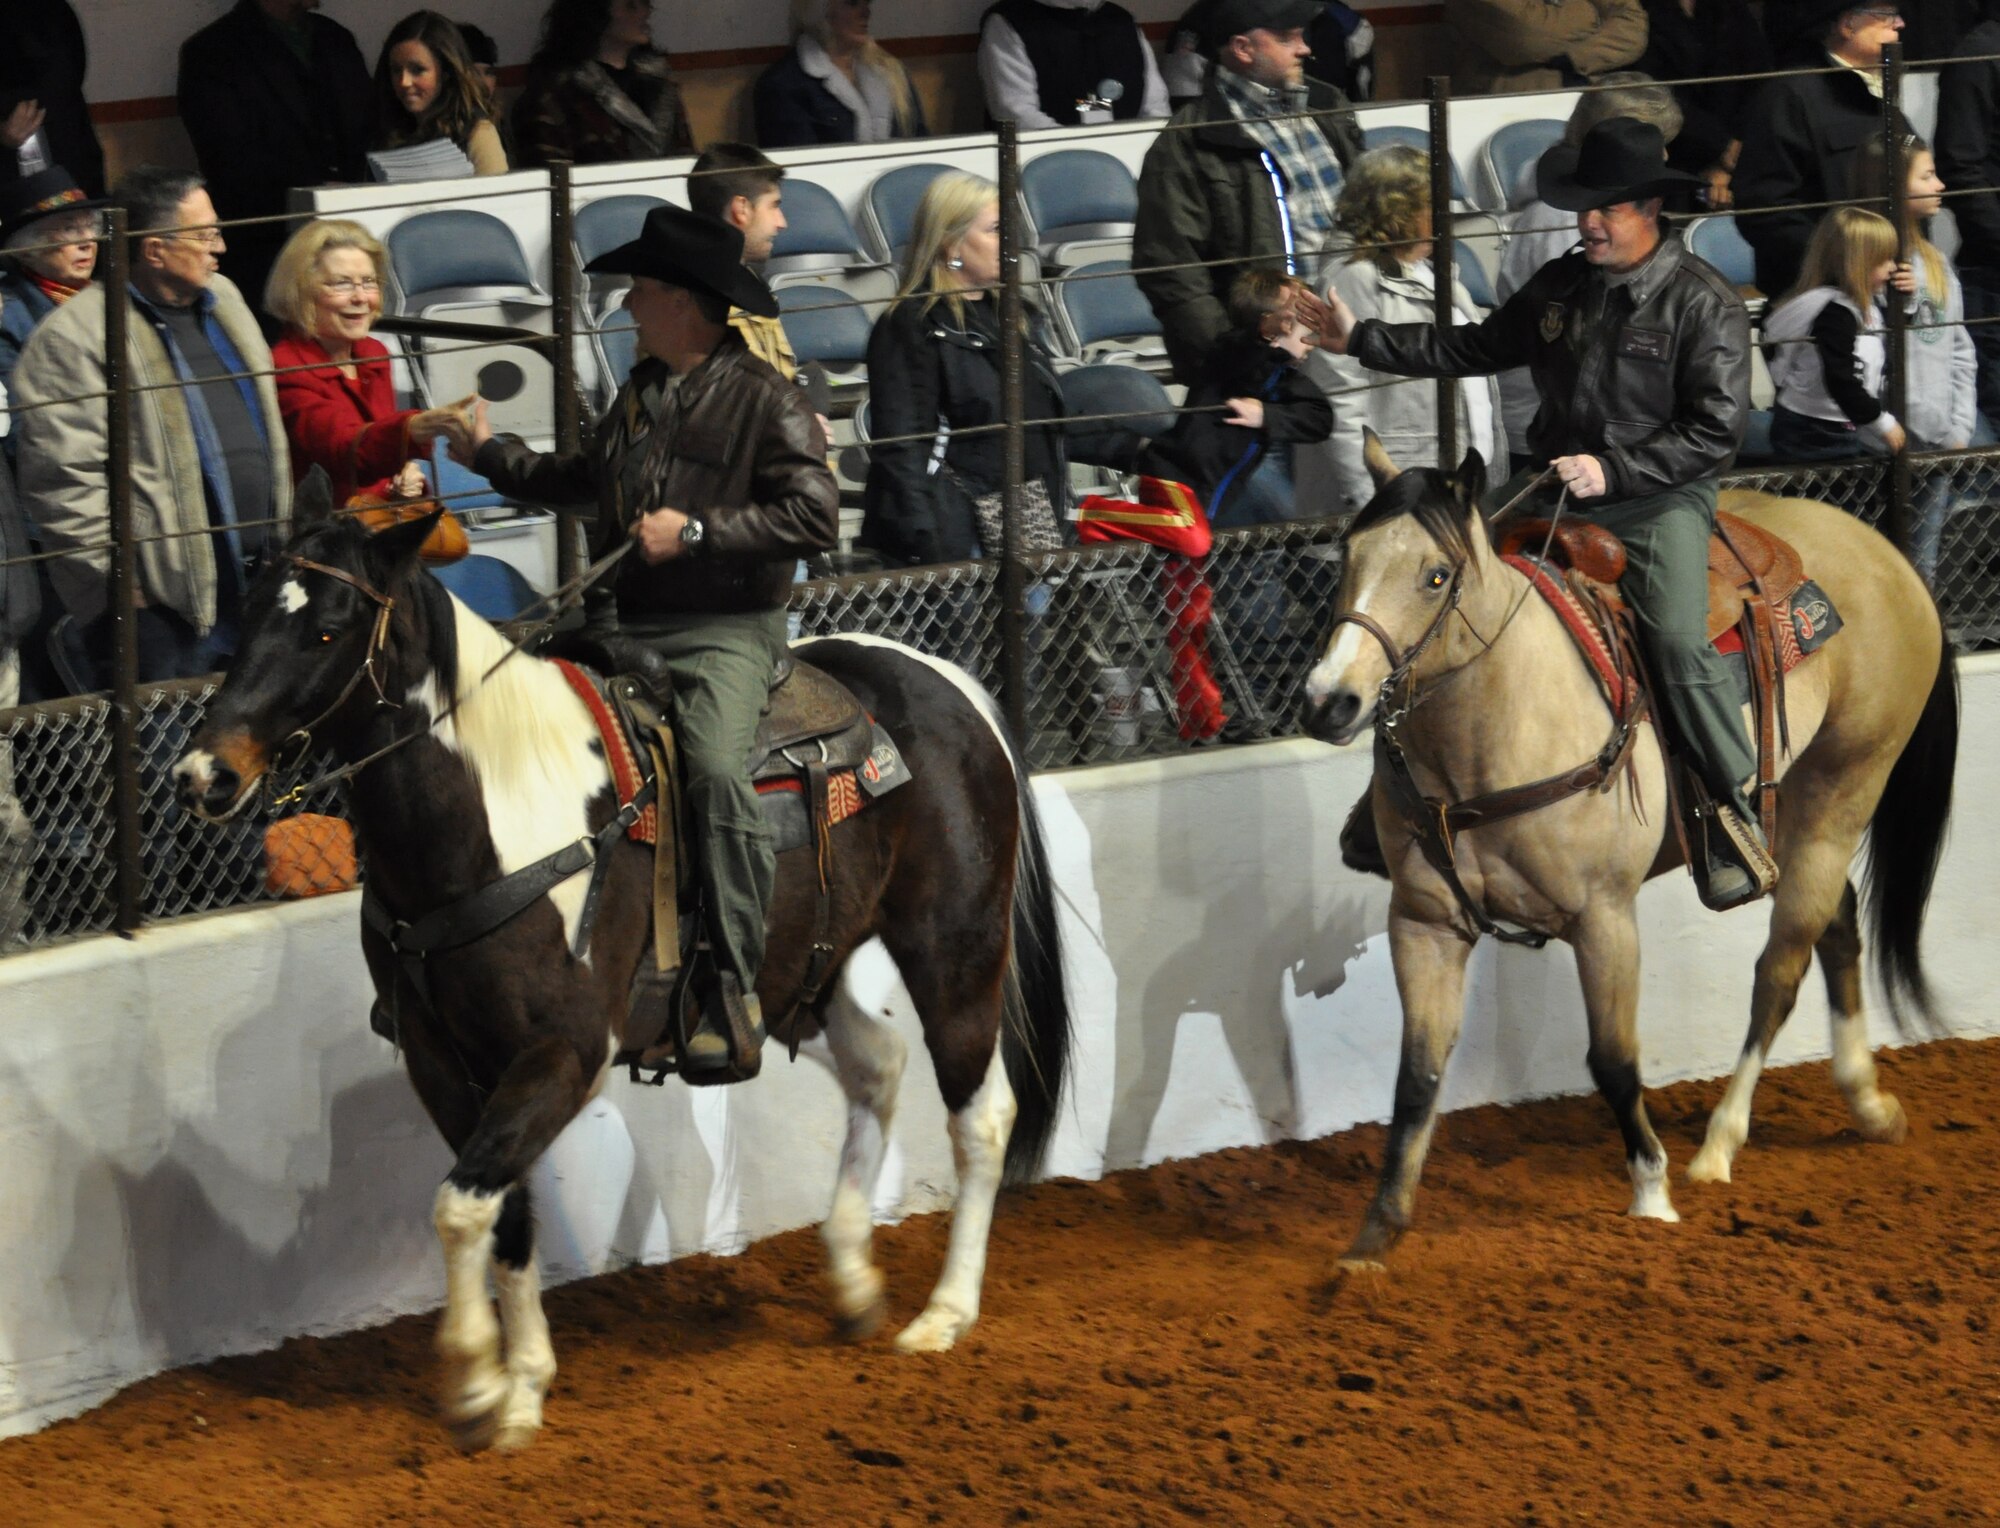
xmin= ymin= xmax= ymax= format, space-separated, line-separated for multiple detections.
xmin=0 ymin=43 xmax=1983 ymax=954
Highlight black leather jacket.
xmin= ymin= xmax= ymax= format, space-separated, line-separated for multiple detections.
xmin=1350 ymin=235 xmax=1749 ymax=504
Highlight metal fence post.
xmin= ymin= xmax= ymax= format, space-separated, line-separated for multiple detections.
xmin=103 ymin=209 xmax=142 ymax=935
xmin=549 ymin=162 xmax=585 ymax=584
xmin=1428 ymin=76 xmax=1458 ymax=468
xmin=1882 ymin=42 xmax=1912 ymax=550
xmin=997 ymin=120 xmax=1030 ymax=745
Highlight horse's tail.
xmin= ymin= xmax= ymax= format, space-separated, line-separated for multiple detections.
xmin=1863 ymin=638 xmax=1958 ymax=1036
xmin=999 ymin=732 xmax=1073 ymax=1186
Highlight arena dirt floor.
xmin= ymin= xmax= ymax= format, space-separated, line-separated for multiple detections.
xmin=4 ymin=1037 xmax=1998 ymax=1527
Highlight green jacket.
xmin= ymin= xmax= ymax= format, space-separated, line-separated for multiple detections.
xmin=1132 ymin=74 xmax=1362 ymax=378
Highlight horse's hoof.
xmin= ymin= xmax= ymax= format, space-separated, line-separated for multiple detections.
xmin=441 ymin=1365 xmax=511 ymax=1453
xmin=1856 ymin=1094 xmax=1909 ymax=1145
xmin=1686 ymin=1146 xmax=1733 ymax=1184
xmin=1626 ymin=1199 xmax=1681 ymax=1224
xmin=1336 ymin=1255 xmax=1387 ymax=1277
xmin=894 ymin=1303 xmax=972 ymax=1353
xmin=834 ymin=1296 xmax=888 ymax=1343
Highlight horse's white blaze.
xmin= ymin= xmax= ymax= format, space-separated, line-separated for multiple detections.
xmin=1304 ymin=560 xmax=1388 ymax=716
xmin=492 ymin=1260 xmax=556 ymax=1450
xmin=819 ymin=977 xmax=906 ymax=1327
xmin=1689 ymin=1049 xmax=1764 ymax=1184
xmin=1627 ymin=1152 xmax=1679 ymax=1222
xmin=896 ymin=1044 xmax=1016 ymax=1354
xmin=411 ymin=596 xmax=612 ymax=959
xmin=277 ymin=578 xmax=309 ymax=615
xmin=432 ymin=1182 xmax=508 ymax=1441
xmin=799 ymin=633 xmax=1015 ymax=782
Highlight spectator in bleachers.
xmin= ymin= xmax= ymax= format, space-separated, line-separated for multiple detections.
xmin=1446 ymin=0 xmax=1648 ymax=95
xmin=266 ymin=219 xmax=474 ymax=506
xmin=1732 ymin=1 xmax=1913 ymax=302
xmin=0 ymin=167 xmax=107 ymax=450
xmin=178 ymin=0 xmax=373 ymax=330
xmin=689 ymin=145 xmax=798 ymax=379
xmin=1308 ymin=145 xmax=1507 ymax=512
xmin=860 ymin=172 xmax=1070 ymax=564
xmin=755 ymin=0 xmax=929 ymax=148
xmin=513 ymin=0 xmax=695 ymax=168
xmin=2 ymin=2 xmax=106 ymax=197
xmin=11 ymin=168 xmax=291 ymax=685
xmin=1763 ymin=207 xmax=1904 ymax=460
xmin=1138 ymin=269 xmax=1332 ymax=525
xmin=1639 ymin=0 xmax=1769 ymax=206
xmin=457 ymin=22 xmax=502 ymax=100
xmin=372 ymin=11 xmax=510 ymax=176
xmin=1163 ymin=0 xmax=1376 ymax=107
xmin=1134 ymin=0 xmax=1363 ymax=381
xmin=978 ymin=0 xmax=1170 ymax=128
xmin=1767 ymin=0 xmax=1967 ymax=60
xmin=1937 ymin=0 xmax=2000 ymax=427
xmin=1495 ymin=77 xmax=1681 ymax=474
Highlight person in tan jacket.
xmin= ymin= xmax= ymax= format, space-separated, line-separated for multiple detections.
xmin=1448 ymin=0 xmax=1649 ymax=94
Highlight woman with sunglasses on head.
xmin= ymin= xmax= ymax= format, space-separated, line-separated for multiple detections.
xmin=371 ymin=11 xmax=509 ymax=176
xmin=266 ymin=219 xmax=472 ymax=506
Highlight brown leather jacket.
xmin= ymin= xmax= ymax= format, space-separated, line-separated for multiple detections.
xmin=475 ymin=333 xmax=839 ymax=621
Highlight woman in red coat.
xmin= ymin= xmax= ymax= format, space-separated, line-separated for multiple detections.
xmin=266 ymin=218 xmax=470 ymax=504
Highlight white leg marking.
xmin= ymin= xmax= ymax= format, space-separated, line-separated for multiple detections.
xmin=278 ymin=578 xmax=309 ymax=615
xmin=1830 ymin=1011 xmax=1908 ymax=1144
xmin=897 ymin=1046 xmax=1016 ymax=1354
xmin=411 ymin=597 xmax=612 ymax=959
xmin=1689 ymin=1048 xmax=1764 ymax=1184
xmin=1627 ymin=1151 xmax=1680 ymax=1222
xmin=492 ymin=1260 xmax=557 ymax=1451
xmin=819 ymin=978 xmax=906 ymax=1337
xmin=433 ymin=1182 xmax=510 ymax=1450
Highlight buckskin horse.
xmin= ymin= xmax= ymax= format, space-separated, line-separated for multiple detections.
xmin=174 ymin=476 xmax=1073 ymax=1449
xmin=1299 ymin=440 xmax=1954 ymax=1270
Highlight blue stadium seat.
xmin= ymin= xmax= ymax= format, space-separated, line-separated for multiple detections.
xmin=387 ymin=209 xmax=543 ymax=304
xmin=1477 ymin=119 xmax=1565 ymax=210
xmin=775 ymin=282 xmax=874 ymax=371
xmin=863 ymin=162 xmax=954 ymax=266
xmin=572 ymin=194 xmax=667 ymax=269
xmin=431 ymin=437 xmax=506 ymax=512
xmin=1361 ymin=124 xmax=1470 ymax=204
xmin=1022 ymin=149 xmax=1138 ymax=262
xmin=1687 ymin=214 xmax=1758 ymax=290
xmin=431 ymin=554 xmax=543 ymax=621
xmin=1059 ymin=363 xmax=1177 ymax=469
xmin=1053 ymin=260 xmax=1165 ymax=363
xmin=769 ymin=179 xmax=874 ymax=276
xmin=594 ymin=292 xmax=640 ymax=404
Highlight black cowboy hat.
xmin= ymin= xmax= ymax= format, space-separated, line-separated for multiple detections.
xmin=1535 ymin=117 xmax=1702 ymax=213
xmin=585 ymin=203 xmax=779 ymax=319
xmin=0 ymin=166 xmax=111 ymax=246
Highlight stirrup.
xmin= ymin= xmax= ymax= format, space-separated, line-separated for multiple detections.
xmin=681 ymin=970 xmax=765 ymax=1086
xmin=1694 ymin=802 xmax=1778 ymax=912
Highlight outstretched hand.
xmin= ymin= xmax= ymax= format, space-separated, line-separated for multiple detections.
xmin=1296 ymin=288 xmax=1357 ymax=355
xmin=443 ymin=397 xmax=493 ymax=466
xmin=3 ymin=100 xmax=45 ymax=152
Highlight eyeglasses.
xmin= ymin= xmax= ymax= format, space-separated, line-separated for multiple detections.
xmin=173 ymin=228 xmax=226 ymax=249
xmin=320 ymin=277 xmax=382 ymax=296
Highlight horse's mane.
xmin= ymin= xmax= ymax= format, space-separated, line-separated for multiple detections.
xmin=1346 ymin=467 xmax=1475 ymax=567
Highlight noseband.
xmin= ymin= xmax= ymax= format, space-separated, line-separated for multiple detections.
xmin=1324 ymin=570 xmax=1467 ymax=730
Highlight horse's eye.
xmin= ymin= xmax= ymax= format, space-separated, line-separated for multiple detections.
xmin=317 ymin=629 xmax=340 ymax=644
xmin=1425 ymin=567 xmax=1449 ymax=591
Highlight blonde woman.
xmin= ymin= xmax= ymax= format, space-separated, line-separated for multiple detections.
xmin=755 ymin=0 xmax=927 ymax=148
xmin=859 ymin=172 xmax=1067 ymax=564
xmin=266 ymin=219 xmax=470 ymax=504
xmin=1763 ymin=207 xmax=1905 ymax=462
xmin=1304 ymin=145 xmax=1506 ymax=513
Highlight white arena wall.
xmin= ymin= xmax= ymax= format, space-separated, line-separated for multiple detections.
xmin=2 ymin=657 xmax=1997 ymax=1437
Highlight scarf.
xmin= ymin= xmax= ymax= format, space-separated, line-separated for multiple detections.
xmin=32 ymin=273 xmax=84 ymax=306
xmin=1211 ymin=66 xmax=1346 ymax=267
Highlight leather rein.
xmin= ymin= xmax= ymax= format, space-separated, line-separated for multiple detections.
xmin=1333 ymin=477 xmax=1644 ymax=948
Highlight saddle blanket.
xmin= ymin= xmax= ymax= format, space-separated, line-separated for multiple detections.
xmin=1503 ymin=553 xmax=1844 ymax=712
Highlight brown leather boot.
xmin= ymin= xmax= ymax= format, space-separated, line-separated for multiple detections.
xmin=681 ymin=970 xmax=765 ymax=1084
xmin=1340 ymin=791 xmax=1389 ymax=879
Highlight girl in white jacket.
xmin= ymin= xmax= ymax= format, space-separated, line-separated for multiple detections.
xmin=1763 ymin=207 xmax=1903 ymax=462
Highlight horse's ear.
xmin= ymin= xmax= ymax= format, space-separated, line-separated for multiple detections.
xmin=1454 ymin=449 xmax=1487 ymax=516
xmin=1362 ymin=427 xmax=1400 ymax=490
xmin=293 ymin=465 xmax=335 ymax=532
xmin=368 ymin=507 xmax=446 ymax=570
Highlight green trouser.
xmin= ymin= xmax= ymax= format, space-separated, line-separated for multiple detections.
xmin=625 ymin=607 xmax=789 ymax=987
xmin=1490 ymin=470 xmax=1757 ymax=817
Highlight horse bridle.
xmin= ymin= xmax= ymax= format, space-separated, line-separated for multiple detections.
xmin=266 ymin=554 xmax=403 ymax=791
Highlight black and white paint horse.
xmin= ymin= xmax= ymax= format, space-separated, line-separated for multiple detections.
xmin=175 ymin=483 xmax=1073 ymax=1451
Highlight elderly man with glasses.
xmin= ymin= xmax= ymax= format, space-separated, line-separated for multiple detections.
xmin=1732 ymin=0 xmax=1914 ymax=300
xmin=11 ymin=165 xmax=291 ymax=686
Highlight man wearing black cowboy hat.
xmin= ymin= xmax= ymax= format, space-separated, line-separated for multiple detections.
xmin=1316 ymin=116 xmax=1772 ymax=911
xmin=460 ymin=204 xmax=839 ymax=1077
